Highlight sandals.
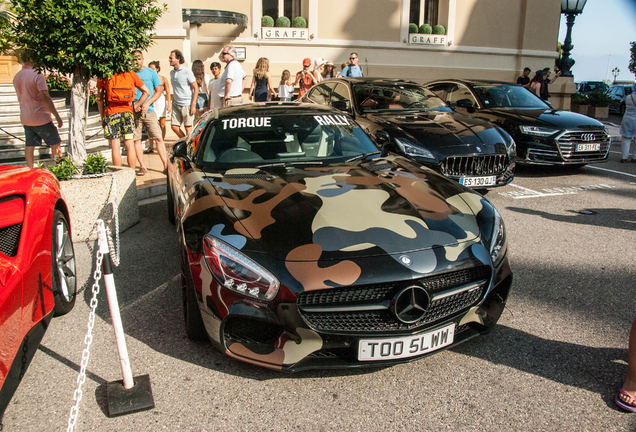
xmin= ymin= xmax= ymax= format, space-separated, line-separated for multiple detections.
xmin=136 ymin=168 xmax=148 ymax=176
xmin=616 ymin=383 xmax=636 ymax=412
xmin=143 ymin=148 xmax=155 ymax=154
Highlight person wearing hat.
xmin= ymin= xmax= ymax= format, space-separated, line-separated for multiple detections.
xmin=294 ymin=57 xmax=317 ymax=97
xmin=529 ymin=70 xmax=545 ymax=98
xmin=313 ymin=58 xmax=327 ymax=84
xmin=322 ymin=60 xmax=335 ymax=80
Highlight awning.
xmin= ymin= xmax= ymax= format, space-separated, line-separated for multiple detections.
xmin=182 ymin=9 xmax=248 ymax=27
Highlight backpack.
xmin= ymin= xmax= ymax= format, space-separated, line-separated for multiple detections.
xmin=106 ymin=73 xmax=135 ymax=104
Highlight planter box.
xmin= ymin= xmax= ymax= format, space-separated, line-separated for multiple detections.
xmin=61 ymin=166 xmax=139 ymax=243
xmin=587 ymin=106 xmax=609 ymax=119
xmin=49 ymin=90 xmax=71 ymax=106
xmin=570 ymin=103 xmax=589 ymax=115
xmin=408 ymin=33 xmax=448 ymax=45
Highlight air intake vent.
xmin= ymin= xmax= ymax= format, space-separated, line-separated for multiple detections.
xmin=0 ymin=223 xmax=22 ymax=257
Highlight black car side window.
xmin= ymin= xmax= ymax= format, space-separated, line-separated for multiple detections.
xmin=427 ymin=83 xmax=450 ymax=100
xmin=307 ymin=84 xmax=332 ymax=106
xmin=331 ymin=83 xmax=352 ymax=112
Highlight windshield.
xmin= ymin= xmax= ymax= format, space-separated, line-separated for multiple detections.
xmin=353 ymin=83 xmax=451 ymax=113
xmin=473 ymin=84 xmax=550 ymax=109
xmin=195 ymin=113 xmax=379 ymax=167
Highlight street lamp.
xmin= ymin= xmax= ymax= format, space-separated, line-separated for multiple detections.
xmin=558 ymin=0 xmax=587 ymax=78
xmin=612 ymin=67 xmax=620 ymax=84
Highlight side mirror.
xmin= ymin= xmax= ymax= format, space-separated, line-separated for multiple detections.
xmin=375 ymin=131 xmax=391 ymax=155
xmin=332 ymin=100 xmax=352 ymax=114
xmin=171 ymin=139 xmax=189 ymax=161
xmin=455 ymin=98 xmax=474 ymax=108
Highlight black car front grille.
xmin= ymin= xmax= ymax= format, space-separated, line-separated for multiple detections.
xmin=440 ymin=155 xmax=508 ymax=177
xmin=556 ymin=130 xmax=610 ymax=161
xmin=0 ymin=223 xmax=21 ymax=257
xmin=223 ymin=317 xmax=282 ymax=345
xmin=297 ymin=266 xmax=491 ymax=333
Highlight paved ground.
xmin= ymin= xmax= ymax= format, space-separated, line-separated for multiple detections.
xmin=2 ymin=118 xmax=636 ymax=431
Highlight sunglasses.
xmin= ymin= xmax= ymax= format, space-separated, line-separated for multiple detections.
xmin=221 ymin=52 xmax=229 ymax=56
xmin=349 ymin=57 xmax=357 ymax=60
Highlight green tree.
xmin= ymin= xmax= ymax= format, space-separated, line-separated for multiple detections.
xmin=630 ymin=41 xmax=636 ymax=77
xmin=11 ymin=0 xmax=164 ymax=164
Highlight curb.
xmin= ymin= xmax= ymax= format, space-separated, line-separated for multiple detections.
xmin=137 ymin=180 xmax=166 ymax=201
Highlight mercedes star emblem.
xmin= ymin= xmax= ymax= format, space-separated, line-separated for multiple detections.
xmin=392 ymin=286 xmax=430 ymax=324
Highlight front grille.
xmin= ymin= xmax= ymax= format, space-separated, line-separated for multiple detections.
xmin=556 ymin=129 xmax=610 ymax=161
xmin=440 ymin=155 xmax=508 ymax=177
xmin=297 ymin=266 xmax=491 ymax=333
xmin=0 ymin=223 xmax=21 ymax=257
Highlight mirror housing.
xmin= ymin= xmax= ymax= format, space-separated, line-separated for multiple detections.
xmin=375 ymin=130 xmax=391 ymax=155
xmin=332 ymin=100 xmax=352 ymax=114
xmin=171 ymin=139 xmax=190 ymax=162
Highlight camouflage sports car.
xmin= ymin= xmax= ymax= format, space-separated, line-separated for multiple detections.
xmin=167 ymin=103 xmax=512 ymax=371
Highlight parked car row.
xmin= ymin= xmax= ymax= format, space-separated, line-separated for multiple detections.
xmin=609 ymin=84 xmax=634 ymax=116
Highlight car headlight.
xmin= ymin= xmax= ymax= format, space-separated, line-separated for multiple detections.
xmin=519 ymin=125 xmax=559 ymax=137
xmin=489 ymin=208 xmax=507 ymax=267
xmin=203 ymin=235 xmax=280 ymax=301
xmin=394 ymin=137 xmax=435 ymax=160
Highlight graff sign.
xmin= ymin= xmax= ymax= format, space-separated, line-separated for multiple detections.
xmin=409 ymin=34 xmax=447 ymax=45
xmin=262 ymin=28 xmax=308 ymax=40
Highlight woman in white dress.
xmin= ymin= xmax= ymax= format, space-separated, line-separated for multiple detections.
xmin=620 ymin=88 xmax=636 ymax=162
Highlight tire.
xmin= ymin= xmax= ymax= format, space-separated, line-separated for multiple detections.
xmin=620 ymin=103 xmax=626 ymax=116
xmin=167 ymin=176 xmax=175 ymax=225
xmin=52 ymin=210 xmax=77 ymax=316
xmin=181 ymin=244 xmax=206 ymax=341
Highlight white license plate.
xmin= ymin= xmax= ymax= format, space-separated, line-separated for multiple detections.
xmin=576 ymin=143 xmax=600 ymax=152
xmin=358 ymin=323 xmax=455 ymax=361
xmin=459 ymin=176 xmax=496 ymax=187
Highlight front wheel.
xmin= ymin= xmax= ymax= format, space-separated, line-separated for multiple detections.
xmin=52 ymin=209 xmax=76 ymax=316
xmin=620 ymin=103 xmax=626 ymax=116
xmin=181 ymin=244 xmax=206 ymax=341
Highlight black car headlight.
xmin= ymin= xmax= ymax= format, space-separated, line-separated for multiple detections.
xmin=394 ymin=137 xmax=435 ymax=160
xmin=203 ymin=235 xmax=280 ymax=301
xmin=489 ymin=208 xmax=507 ymax=267
xmin=518 ymin=126 xmax=559 ymax=137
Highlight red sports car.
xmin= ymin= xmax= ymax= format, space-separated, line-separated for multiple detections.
xmin=0 ymin=166 xmax=76 ymax=416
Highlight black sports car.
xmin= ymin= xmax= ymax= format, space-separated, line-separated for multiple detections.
xmin=425 ymin=80 xmax=610 ymax=166
xmin=300 ymin=78 xmax=516 ymax=189
xmin=167 ymin=103 xmax=512 ymax=372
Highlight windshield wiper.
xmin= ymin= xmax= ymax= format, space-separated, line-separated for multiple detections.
xmin=257 ymin=161 xmax=323 ymax=168
xmin=346 ymin=151 xmax=381 ymax=163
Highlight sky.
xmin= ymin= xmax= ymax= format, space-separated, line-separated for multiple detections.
xmin=557 ymin=0 xmax=636 ymax=83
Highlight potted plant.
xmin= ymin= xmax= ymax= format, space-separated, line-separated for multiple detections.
xmin=432 ymin=24 xmax=446 ymax=35
xmin=586 ymin=89 xmax=612 ymax=119
xmin=45 ymin=155 xmax=139 ymax=242
xmin=292 ymin=16 xmax=307 ymax=28
xmin=570 ymin=92 xmax=589 ymax=114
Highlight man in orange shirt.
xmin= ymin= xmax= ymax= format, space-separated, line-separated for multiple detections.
xmin=294 ymin=58 xmax=317 ymax=98
xmin=97 ymin=72 xmax=150 ymax=172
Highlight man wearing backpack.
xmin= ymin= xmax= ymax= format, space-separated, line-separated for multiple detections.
xmin=97 ymin=70 xmax=150 ymax=172
xmin=294 ymin=58 xmax=317 ymax=98
xmin=336 ymin=53 xmax=363 ymax=78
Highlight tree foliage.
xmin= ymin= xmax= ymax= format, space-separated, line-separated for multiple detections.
xmin=630 ymin=41 xmax=636 ymax=77
xmin=11 ymin=0 xmax=164 ymax=78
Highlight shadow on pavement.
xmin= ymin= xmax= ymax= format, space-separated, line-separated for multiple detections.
xmin=506 ymin=207 xmax=636 ymax=231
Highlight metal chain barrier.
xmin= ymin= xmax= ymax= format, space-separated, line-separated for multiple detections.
xmin=67 ymin=232 xmax=104 ymax=432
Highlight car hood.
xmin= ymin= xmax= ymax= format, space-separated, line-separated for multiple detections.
xmin=474 ymin=107 xmax=605 ymax=130
xmin=364 ymin=111 xmax=508 ymax=157
xmin=182 ymin=156 xmax=486 ymax=264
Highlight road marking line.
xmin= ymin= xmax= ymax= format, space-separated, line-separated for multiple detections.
xmin=121 ymin=274 xmax=180 ymax=312
xmin=499 ymin=183 xmax=567 ymax=199
xmin=587 ymin=165 xmax=636 ymax=178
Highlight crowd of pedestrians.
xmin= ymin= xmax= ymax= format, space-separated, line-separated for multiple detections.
xmin=517 ymin=66 xmax=561 ymax=101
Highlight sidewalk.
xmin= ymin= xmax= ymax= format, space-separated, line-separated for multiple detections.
xmin=135 ymin=125 xmax=179 ymax=200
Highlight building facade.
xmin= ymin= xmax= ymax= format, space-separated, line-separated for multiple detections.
xmin=146 ymin=0 xmax=575 ymax=108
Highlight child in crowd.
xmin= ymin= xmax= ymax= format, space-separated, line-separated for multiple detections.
xmin=278 ymin=70 xmax=294 ymax=101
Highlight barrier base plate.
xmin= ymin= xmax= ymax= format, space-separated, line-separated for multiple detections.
xmin=107 ymin=374 xmax=155 ymax=417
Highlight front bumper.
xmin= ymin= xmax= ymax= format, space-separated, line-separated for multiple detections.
xmin=517 ymin=130 xmax=610 ymax=165
xmin=195 ymin=253 xmax=513 ymax=372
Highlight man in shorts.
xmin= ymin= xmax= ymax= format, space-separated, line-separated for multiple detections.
xmin=168 ymin=49 xmax=198 ymax=138
xmin=97 ymin=70 xmax=150 ymax=172
xmin=132 ymin=50 xmax=167 ymax=175
xmin=13 ymin=51 xmax=64 ymax=168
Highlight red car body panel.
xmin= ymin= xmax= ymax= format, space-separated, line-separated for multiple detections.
xmin=0 ymin=166 xmax=70 ymax=411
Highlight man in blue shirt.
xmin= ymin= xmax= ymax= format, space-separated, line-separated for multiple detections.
xmin=337 ymin=52 xmax=363 ymax=78
xmin=132 ymin=50 xmax=167 ymax=174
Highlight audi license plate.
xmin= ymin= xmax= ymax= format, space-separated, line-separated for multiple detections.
xmin=358 ymin=323 xmax=455 ymax=361
xmin=459 ymin=176 xmax=496 ymax=187
xmin=576 ymin=143 xmax=600 ymax=152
